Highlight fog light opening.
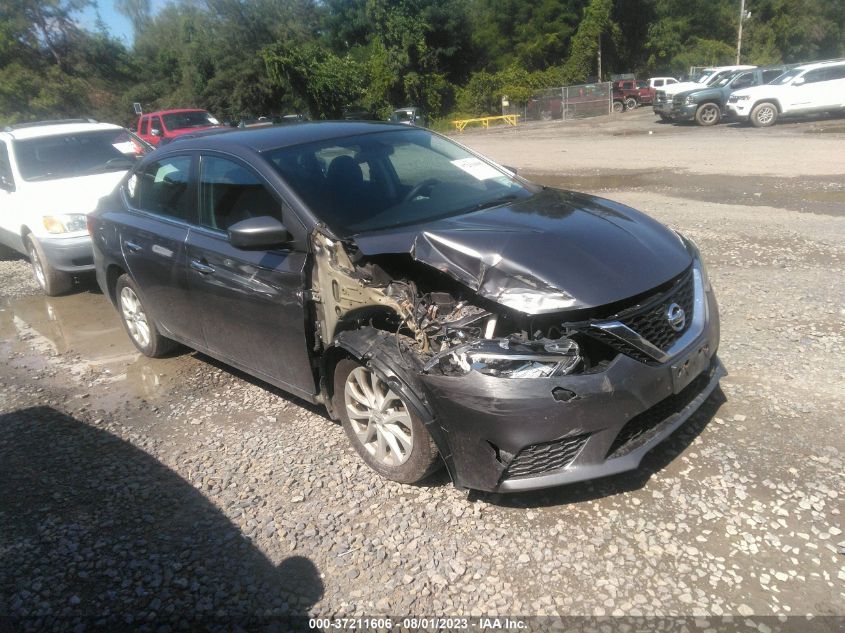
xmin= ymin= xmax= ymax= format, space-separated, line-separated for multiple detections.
xmin=552 ymin=387 xmax=577 ymax=402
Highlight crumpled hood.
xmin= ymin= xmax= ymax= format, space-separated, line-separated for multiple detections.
xmin=352 ymin=188 xmax=692 ymax=315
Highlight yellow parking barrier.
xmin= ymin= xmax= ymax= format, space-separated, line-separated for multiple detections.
xmin=452 ymin=114 xmax=520 ymax=132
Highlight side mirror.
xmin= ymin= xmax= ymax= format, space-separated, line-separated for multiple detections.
xmin=150 ymin=128 xmax=162 ymax=137
xmin=793 ymin=76 xmax=806 ymax=86
xmin=228 ymin=216 xmax=290 ymax=250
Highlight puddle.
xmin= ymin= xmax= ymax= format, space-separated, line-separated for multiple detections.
xmin=0 ymin=292 xmax=176 ymax=407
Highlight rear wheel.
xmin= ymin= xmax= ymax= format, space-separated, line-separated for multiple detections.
xmin=657 ymin=113 xmax=672 ymax=122
xmin=334 ymin=358 xmax=439 ymax=484
xmin=115 ymin=274 xmax=177 ymax=357
xmin=695 ymin=103 xmax=721 ymax=126
xmin=625 ymin=97 xmax=638 ymax=111
xmin=750 ymin=102 xmax=778 ymax=127
xmin=612 ymin=101 xmax=624 ymax=114
xmin=26 ymin=235 xmax=72 ymax=296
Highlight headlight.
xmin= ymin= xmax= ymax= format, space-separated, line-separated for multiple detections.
xmin=425 ymin=337 xmax=581 ymax=378
xmin=685 ymin=96 xmax=696 ymax=104
xmin=43 ymin=214 xmax=87 ymax=234
xmin=676 ymin=231 xmax=712 ymax=292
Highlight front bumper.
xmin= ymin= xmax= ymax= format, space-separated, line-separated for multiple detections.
xmin=669 ymin=103 xmax=698 ymax=121
xmin=421 ymin=278 xmax=723 ymax=493
xmin=653 ymin=100 xmax=674 ymax=116
xmin=38 ymin=234 xmax=95 ymax=273
xmin=726 ymin=102 xmax=750 ymax=121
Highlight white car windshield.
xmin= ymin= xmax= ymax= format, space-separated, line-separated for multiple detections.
xmin=770 ymin=69 xmax=803 ymax=85
xmin=14 ymin=130 xmax=147 ymax=181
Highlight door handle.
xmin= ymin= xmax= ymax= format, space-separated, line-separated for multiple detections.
xmin=190 ymin=259 xmax=216 ymax=274
xmin=124 ymin=240 xmax=142 ymax=253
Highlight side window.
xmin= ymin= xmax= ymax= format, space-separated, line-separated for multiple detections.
xmin=198 ymin=156 xmax=281 ymax=231
xmin=129 ymin=155 xmax=192 ymax=220
xmin=139 ymin=118 xmax=149 ymax=135
xmin=0 ymin=141 xmax=14 ymax=189
xmin=654 ymin=79 xmax=664 ymax=87
xmin=667 ymin=78 xmax=677 ymax=85
xmin=762 ymin=69 xmax=783 ymax=83
xmin=151 ymin=116 xmax=163 ymax=133
xmin=636 ymin=80 xmax=647 ymax=89
xmin=824 ymin=65 xmax=845 ymax=81
xmin=731 ymin=72 xmax=755 ymax=89
xmin=802 ymin=69 xmax=826 ymax=84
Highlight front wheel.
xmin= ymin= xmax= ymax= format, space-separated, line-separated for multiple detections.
xmin=625 ymin=97 xmax=638 ymax=111
xmin=695 ymin=103 xmax=721 ymax=126
xmin=334 ymin=358 xmax=439 ymax=484
xmin=750 ymin=102 xmax=778 ymax=127
xmin=115 ymin=274 xmax=177 ymax=357
xmin=26 ymin=235 xmax=72 ymax=296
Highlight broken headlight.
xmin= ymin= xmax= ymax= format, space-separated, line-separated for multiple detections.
xmin=426 ymin=337 xmax=581 ymax=378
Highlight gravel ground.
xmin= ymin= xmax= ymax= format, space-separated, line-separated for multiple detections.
xmin=1 ymin=111 xmax=843 ymax=631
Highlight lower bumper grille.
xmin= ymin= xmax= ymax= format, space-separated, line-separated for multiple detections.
xmin=606 ymin=363 xmax=716 ymax=459
xmin=505 ymin=433 xmax=590 ymax=479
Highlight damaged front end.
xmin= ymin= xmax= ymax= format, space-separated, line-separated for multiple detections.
xmin=310 ymin=226 xmax=723 ymax=493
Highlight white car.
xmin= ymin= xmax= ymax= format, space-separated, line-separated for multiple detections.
xmin=648 ymin=77 xmax=678 ymax=89
xmin=726 ymin=60 xmax=845 ymax=127
xmin=0 ymin=120 xmax=151 ymax=295
xmin=653 ymin=65 xmax=756 ymax=119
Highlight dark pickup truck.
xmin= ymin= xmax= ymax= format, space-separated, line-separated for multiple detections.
xmin=669 ymin=66 xmax=788 ymax=125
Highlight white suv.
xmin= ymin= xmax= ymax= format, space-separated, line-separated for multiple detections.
xmin=0 ymin=120 xmax=151 ymax=294
xmin=653 ymin=65 xmax=756 ymax=120
xmin=726 ymin=60 xmax=845 ymax=127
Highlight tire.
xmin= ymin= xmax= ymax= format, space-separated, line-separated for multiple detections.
xmin=26 ymin=235 xmax=72 ymax=296
xmin=657 ymin=113 xmax=671 ymax=122
xmin=114 ymin=274 xmax=177 ymax=357
xmin=612 ymin=101 xmax=624 ymax=114
xmin=625 ymin=97 xmax=638 ymax=111
xmin=334 ymin=357 xmax=440 ymax=484
xmin=694 ymin=103 xmax=721 ymax=126
xmin=750 ymin=102 xmax=778 ymax=127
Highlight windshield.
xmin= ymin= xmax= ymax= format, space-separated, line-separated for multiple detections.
xmin=715 ymin=72 xmax=742 ymax=87
xmin=14 ymin=129 xmax=149 ymax=182
xmin=704 ymin=70 xmax=732 ymax=85
xmin=691 ymin=71 xmax=715 ymax=83
xmin=162 ymin=110 xmax=219 ymax=131
xmin=770 ymin=69 xmax=803 ymax=84
xmin=264 ymin=128 xmax=536 ymax=237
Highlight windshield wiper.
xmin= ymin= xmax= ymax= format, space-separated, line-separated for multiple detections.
xmin=467 ymin=194 xmax=520 ymax=212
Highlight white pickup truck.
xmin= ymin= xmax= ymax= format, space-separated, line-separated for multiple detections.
xmin=726 ymin=60 xmax=845 ymax=127
xmin=653 ymin=65 xmax=756 ymax=120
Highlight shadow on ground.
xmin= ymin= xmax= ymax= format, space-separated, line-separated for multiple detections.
xmin=0 ymin=407 xmax=323 ymax=631
xmin=472 ymin=387 xmax=727 ymax=508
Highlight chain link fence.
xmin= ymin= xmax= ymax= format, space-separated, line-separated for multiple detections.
xmin=503 ymin=82 xmax=612 ymax=122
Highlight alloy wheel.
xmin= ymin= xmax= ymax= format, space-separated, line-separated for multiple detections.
xmin=700 ymin=105 xmax=719 ymax=124
xmin=756 ymin=106 xmax=775 ymax=125
xmin=120 ymin=286 xmax=151 ymax=349
xmin=344 ymin=366 xmax=414 ymax=467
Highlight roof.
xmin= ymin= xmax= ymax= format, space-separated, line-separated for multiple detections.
xmin=161 ymin=121 xmax=409 ymax=153
xmin=1 ymin=121 xmax=122 ymax=140
xmin=794 ymin=59 xmax=845 ymax=71
xmin=141 ymin=108 xmax=211 ymax=117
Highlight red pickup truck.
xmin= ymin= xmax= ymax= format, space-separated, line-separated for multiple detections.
xmin=613 ymin=80 xmax=655 ymax=109
xmin=136 ymin=109 xmax=221 ymax=146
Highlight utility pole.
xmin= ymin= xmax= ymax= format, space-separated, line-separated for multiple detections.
xmin=597 ymin=33 xmax=602 ymax=81
xmin=736 ymin=0 xmax=746 ymax=64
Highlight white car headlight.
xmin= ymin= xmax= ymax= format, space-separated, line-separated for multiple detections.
xmin=43 ymin=214 xmax=88 ymax=234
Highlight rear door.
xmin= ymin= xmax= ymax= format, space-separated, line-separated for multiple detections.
xmin=788 ymin=68 xmax=828 ymax=112
xmin=184 ymin=153 xmax=314 ymax=396
xmin=120 ymin=153 xmax=201 ymax=345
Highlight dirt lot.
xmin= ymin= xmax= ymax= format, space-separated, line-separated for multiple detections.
xmin=1 ymin=108 xmax=844 ymax=630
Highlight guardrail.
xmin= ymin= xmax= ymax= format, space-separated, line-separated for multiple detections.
xmin=452 ymin=114 xmax=520 ymax=132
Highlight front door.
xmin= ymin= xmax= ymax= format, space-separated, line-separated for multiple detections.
xmin=185 ymin=154 xmax=314 ymax=396
xmin=120 ymin=153 xmax=201 ymax=345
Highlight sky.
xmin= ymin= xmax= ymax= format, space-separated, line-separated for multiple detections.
xmin=78 ymin=0 xmax=167 ymax=45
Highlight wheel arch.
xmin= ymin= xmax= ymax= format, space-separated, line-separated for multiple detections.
xmin=753 ymin=98 xmax=781 ymax=113
xmin=324 ymin=327 xmax=457 ymax=485
xmin=105 ymin=263 xmax=127 ymax=306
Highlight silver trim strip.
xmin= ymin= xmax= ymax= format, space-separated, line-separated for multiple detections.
xmin=591 ymin=264 xmax=707 ymax=364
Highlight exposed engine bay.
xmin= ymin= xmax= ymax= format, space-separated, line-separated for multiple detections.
xmin=310 ymin=230 xmax=618 ymax=381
